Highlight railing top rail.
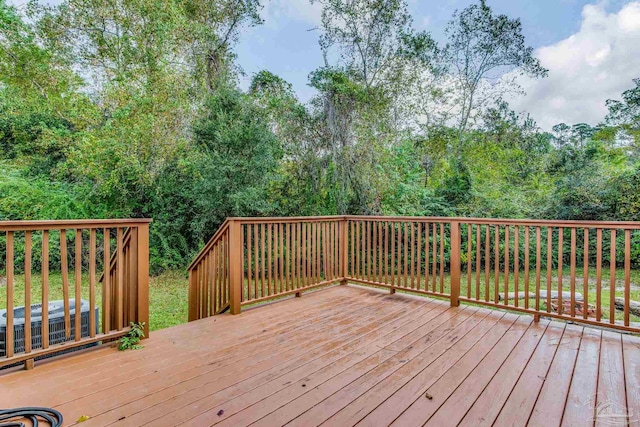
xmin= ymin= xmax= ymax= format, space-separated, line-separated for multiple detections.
xmin=344 ymin=215 xmax=640 ymax=229
xmin=187 ymin=218 xmax=231 ymax=271
xmin=0 ymin=218 xmax=152 ymax=231
xmin=229 ymin=216 xmax=347 ymax=224
xmin=225 ymin=215 xmax=640 ymax=229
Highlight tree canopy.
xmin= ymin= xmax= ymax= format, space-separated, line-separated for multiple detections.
xmin=1 ymin=0 xmax=638 ymax=272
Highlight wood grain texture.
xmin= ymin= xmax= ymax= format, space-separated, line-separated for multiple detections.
xmin=1 ymin=285 xmax=633 ymax=427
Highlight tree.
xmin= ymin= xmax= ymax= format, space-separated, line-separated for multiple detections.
xmin=443 ymin=0 xmax=547 ymax=136
xmin=605 ymin=78 xmax=640 ymax=153
xmin=191 ymin=88 xmax=283 ymax=233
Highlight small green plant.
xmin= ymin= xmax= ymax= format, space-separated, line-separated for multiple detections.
xmin=118 ymin=322 xmax=146 ymax=351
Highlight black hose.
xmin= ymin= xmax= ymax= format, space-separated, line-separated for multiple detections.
xmin=0 ymin=407 xmax=63 ymax=427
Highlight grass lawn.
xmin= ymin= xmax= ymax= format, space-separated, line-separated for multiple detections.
xmin=383 ymin=267 xmax=640 ymax=323
xmin=0 ymin=270 xmax=189 ymax=332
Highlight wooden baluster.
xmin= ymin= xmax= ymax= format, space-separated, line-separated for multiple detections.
xmin=417 ymin=222 xmax=422 ymax=291
xmin=286 ymin=223 xmax=292 ymax=293
xmin=557 ymin=228 xmax=564 ymax=315
xmin=524 ymin=226 xmax=530 ymax=310
xmin=439 ymin=223 xmax=445 ymax=294
xmin=277 ymin=223 xmax=284 ymax=293
xmin=201 ymin=253 xmax=208 ymax=316
xmin=514 ymin=226 xmax=519 ymax=308
xmin=316 ymin=222 xmax=321 ymax=283
xmin=385 ymin=222 xmax=390 ymax=284
xmin=583 ymin=229 xmax=589 ymax=320
xmin=360 ymin=222 xmax=365 ymax=281
xmin=327 ymin=221 xmax=332 ymax=282
xmin=350 ymin=221 xmax=355 ymax=280
xmin=210 ymin=243 xmax=217 ymax=313
xmin=267 ymin=223 xmax=272 ymax=294
xmin=378 ymin=221 xmax=383 ymax=284
xmin=306 ymin=222 xmax=311 ymax=287
xmin=504 ymin=226 xmax=510 ymax=306
xmin=368 ymin=221 xmax=373 ymax=281
xmin=535 ymin=227 xmax=542 ymax=313
xmin=261 ymin=224 xmax=266 ymax=297
xmin=432 ymin=223 xmax=437 ymax=292
xmin=404 ymin=222 xmax=409 ymax=288
xmin=467 ymin=224 xmax=472 ymax=298
xmin=306 ymin=222 xmax=313 ymax=286
xmin=252 ymin=225 xmax=257 ymax=298
xmin=335 ymin=221 xmax=340 ymax=281
xmin=5 ymin=231 xmax=14 ymax=358
xmin=485 ymin=225 xmax=490 ymax=302
xmin=475 ymin=224 xmax=481 ymax=300
xmin=624 ymin=229 xmax=631 ymax=326
xmin=309 ymin=222 xmax=314 ymax=287
xmin=372 ymin=221 xmax=378 ymax=283
xmin=247 ymin=225 xmax=253 ymax=300
xmin=610 ymin=229 xmax=616 ymax=324
xmin=215 ymin=242 xmax=220 ymax=312
xmin=391 ymin=223 xmax=396 ymax=288
xmin=450 ymin=221 xmax=461 ymax=307
xmin=294 ymin=222 xmax=299 ymax=290
xmin=103 ymin=229 xmax=111 ymax=333
xmin=546 ymin=227 xmax=553 ymax=314
xmin=570 ymin=228 xmax=577 ymax=318
xmin=354 ymin=222 xmax=360 ymax=280
xmin=24 ymin=231 xmax=32 ymax=355
xmin=89 ymin=230 xmax=96 ymax=337
xmin=494 ymin=226 xmax=500 ymax=303
xmin=425 ymin=223 xmax=430 ymax=291
xmin=228 ymin=221 xmax=242 ymax=314
xmin=42 ymin=231 xmax=50 ymax=348
xmin=60 ymin=229 xmax=70 ymax=338
xmin=410 ymin=222 xmax=415 ymax=288
xmin=596 ymin=229 xmax=603 ymax=322
xmin=75 ymin=229 xmax=82 ymax=341
xmin=116 ymin=228 xmax=124 ymax=330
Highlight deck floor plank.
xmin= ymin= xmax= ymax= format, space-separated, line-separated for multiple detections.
xmin=382 ymin=314 xmax=523 ymax=427
xmin=561 ymin=326 xmax=602 ymax=427
xmin=490 ymin=321 xmax=566 ymax=427
xmin=8 ymin=288 xmax=369 ymax=407
xmin=622 ymin=334 xmax=640 ymax=427
xmin=0 ymin=284 xmax=633 ymax=427
xmin=595 ymin=330 xmax=627 ymax=426
xmin=90 ymin=295 xmax=442 ymax=426
xmin=287 ymin=310 xmax=510 ymax=427
xmin=527 ymin=324 xmax=583 ymax=426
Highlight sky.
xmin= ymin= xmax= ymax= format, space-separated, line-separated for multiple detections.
xmin=10 ymin=0 xmax=640 ymax=131
xmin=233 ymin=0 xmax=640 ymax=130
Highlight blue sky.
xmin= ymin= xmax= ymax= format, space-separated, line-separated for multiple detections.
xmin=234 ymin=0 xmax=640 ymax=129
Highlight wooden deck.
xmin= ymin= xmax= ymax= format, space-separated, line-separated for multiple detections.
xmin=2 ymin=285 xmax=639 ymax=427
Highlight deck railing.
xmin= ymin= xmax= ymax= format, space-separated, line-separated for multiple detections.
xmin=1 ymin=219 xmax=150 ymax=369
xmin=188 ymin=216 xmax=640 ymax=333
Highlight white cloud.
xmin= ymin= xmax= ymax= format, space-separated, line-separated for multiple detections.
xmin=262 ymin=0 xmax=323 ymax=28
xmin=509 ymin=1 xmax=640 ymax=131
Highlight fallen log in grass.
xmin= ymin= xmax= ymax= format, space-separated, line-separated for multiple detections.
xmin=499 ymin=291 xmax=583 ymax=301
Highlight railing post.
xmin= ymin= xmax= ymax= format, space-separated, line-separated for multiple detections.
xmin=340 ymin=217 xmax=348 ymax=285
xmin=136 ymin=223 xmax=150 ymax=337
xmin=450 ymin=220 xmax=461 ymax=307
xmin=228 ymin=219 xmax=243 ymax=315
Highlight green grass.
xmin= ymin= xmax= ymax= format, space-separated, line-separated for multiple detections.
xmin=0 ymin=270 xmax=189 ymax=332
xmin=380 ymin=267 xmax=640 ymax=323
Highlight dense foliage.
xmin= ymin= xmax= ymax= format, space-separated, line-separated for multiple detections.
xmin=1 ymin=0 xmax=638 ymax=273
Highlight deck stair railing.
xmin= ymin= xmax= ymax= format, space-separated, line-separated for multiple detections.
xmin=189 ymin=216 xmax=640 ymax=333
xmin=1 ymin=219 xmax=150 ymax=369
